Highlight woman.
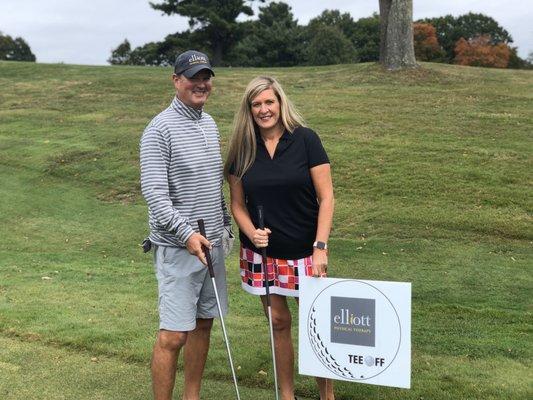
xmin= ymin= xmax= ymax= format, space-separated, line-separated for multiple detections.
xmin=224 ymin=76 xmax=335 ymax=400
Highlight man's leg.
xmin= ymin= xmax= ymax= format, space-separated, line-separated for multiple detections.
xmin=152 ymin=329 xmax=188 ymax=400
xmin=182 ymin=318 xmax=214 ymax=400
xmin=182 ymin=246 xmax=227 ymax=399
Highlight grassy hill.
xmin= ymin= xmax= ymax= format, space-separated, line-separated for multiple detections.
xmin=0 ymin=60 xmax=531 ymax=399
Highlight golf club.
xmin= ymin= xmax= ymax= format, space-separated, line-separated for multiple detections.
xmin=257 ymin=205 xmax=280 ymax=400
xmin=197 ymin=219 xmax=241 ymax=400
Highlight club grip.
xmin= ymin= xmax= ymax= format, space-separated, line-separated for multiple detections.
xmin=257 ymin=205 xmax=265 ymax=229
xmin=257 ymin=205 xmax=268 ymax=255
xmin=197 ymin=219 xmax=215 ymax=278
xmin=256 ymin=205 xmax=271 ymax=301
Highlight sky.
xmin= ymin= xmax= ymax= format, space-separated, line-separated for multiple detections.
xmin=0 ymin=0 xmax=531 ymax=65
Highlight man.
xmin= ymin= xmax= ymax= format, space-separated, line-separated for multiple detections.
xmin=140 ymin=50 xmax=232 ymax=400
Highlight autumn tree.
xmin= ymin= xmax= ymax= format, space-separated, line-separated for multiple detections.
xmin=454 ymin=35 xmax=511 ymax=68
xmin=379 ymin=0 xmax=417 ymax=70
xmin=150 ymin=0 xmax=263 ymax=65
xmin=419 ymin=13 xmax=512 ymax=63
xmin=413 ymin=23 xmax=444 ymax=61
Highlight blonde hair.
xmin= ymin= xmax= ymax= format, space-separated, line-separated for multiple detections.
xmin=224 ymin=76 xmax=305 ymax=180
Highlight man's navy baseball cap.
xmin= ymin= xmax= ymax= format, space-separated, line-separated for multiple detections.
xmin=174 ymin=50 xmax=214 ymax=78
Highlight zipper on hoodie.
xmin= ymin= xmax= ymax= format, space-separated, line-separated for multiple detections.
xmin=196 ymin=120 xmax=208 ymax=148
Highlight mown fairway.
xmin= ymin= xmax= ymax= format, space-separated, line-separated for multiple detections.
xmin=0 ymin=61 xmax=531 ymax=399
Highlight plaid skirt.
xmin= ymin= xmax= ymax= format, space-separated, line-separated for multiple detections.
xmin=239 ymin=245 xmax=314 ymax=297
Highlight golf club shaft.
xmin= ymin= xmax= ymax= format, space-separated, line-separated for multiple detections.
xmin=211 ymin=276 xmax=241 ymax=400
xmin=197 ymin=219 xmax=241 ymax=400
xmin=266 ymin=305 xmax=278 ymax=400
xmin=257 ymin=206 xmax=280 ymax=400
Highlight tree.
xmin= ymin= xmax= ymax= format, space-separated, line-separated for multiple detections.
xmin=305 ymin=9 xmax=358 ymax=64
xmin=0 ymin=32 xmax=36 ymax=61
xmin=229 ymin=2 xmax=303 ymax=67
xmin=108 ymin=39 xmax=132 ymax=65
xmin=454 ymin=35 xmax=511 ymax=68
xmin=307 ymin=9 xmax=356 ymax=40
xmin=108 ymin=31 xmax=204 ymax=66
xmin=379 ymin=0 xmax=417 ymax=70
xmin=306 ymin=10 xmax=381 ymax=63
xmin=149 ymin=0 xmax=263 ymax=66
xmin=413 ymin=23 xmax=445 ymax=62
xmin=352 ymin=13 xmax=380 ymax=62
xmin=419 ymin=13 xmax=513 ymax=62
xmin=507 ymin=47 xmax=532 ymax=70
xmin=306 ymin=25 xmax=356 ymax=66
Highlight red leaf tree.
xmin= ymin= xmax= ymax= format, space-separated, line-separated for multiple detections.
xmin=454 ymin=35 xmax=511 ymax=68
xmin=413 ymin=23 xmax=445 ymax=61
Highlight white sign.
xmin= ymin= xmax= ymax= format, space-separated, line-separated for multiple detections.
xmin=298 ymin=277 xmax=411 ymax=389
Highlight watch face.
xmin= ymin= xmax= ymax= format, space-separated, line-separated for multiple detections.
xmin=315 ymin=241 xmax=327 ymax=250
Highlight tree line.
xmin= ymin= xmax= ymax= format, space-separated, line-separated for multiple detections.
xmin=108 ymin=1 xmax=531 ymax=69
xmin=2 ymin=0 xmax=531 ymax=69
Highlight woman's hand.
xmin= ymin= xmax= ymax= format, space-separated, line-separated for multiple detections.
xmin=312 ymin=248 xmax=328 ymax=277
xmin=252 ymin=228 xmax=271 ymax=248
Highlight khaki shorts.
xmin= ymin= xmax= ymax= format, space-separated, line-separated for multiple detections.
xmin=153 ymin=244 xmax=228 ymax=332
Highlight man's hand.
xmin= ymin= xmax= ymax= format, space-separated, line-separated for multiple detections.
xmin=311 ymin=248 xmax=328 ymax=278
xmin=186 ymin=233 xmax=211 ymax=266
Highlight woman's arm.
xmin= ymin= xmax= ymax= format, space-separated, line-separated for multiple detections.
xmin=310 ymin=163 xmax=334 ymax=277
xmin=228 ymin=175 xmax=271 ymax=248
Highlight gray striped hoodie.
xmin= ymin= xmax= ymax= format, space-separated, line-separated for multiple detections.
xmin=140 ymin=96 xmax=230 ymax=247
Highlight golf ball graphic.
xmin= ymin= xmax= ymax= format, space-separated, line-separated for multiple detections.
xmin=364 ymin=356 xmax=374 ymax=366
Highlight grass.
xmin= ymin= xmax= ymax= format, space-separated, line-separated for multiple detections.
xmin=0 ymin=60 xmax=531 ymax=399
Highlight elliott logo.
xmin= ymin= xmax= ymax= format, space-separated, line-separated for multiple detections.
xmin=188 ymin=54 xmax=207 ymax=64
xmin=333 ymin=309 xmax=372 ymax=327
xmin=331 ymin=297 xmax=375 ymax=346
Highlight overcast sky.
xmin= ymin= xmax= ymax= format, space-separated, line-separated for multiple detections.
xmin=1 ymin=0 xmax=531 ymax=65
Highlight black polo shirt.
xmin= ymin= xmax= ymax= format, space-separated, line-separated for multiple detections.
xmin=235 ymin=126 xmax=329 ymax=259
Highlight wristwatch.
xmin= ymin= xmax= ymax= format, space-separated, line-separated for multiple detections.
xmin=313 ymin=241 xmax=328 ymax=250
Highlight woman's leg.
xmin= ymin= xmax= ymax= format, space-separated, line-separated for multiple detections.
xmin=315 ymin=377 xmax=335 ymax=400
xmin=261 ymin=294 xmax=295 ymax=400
